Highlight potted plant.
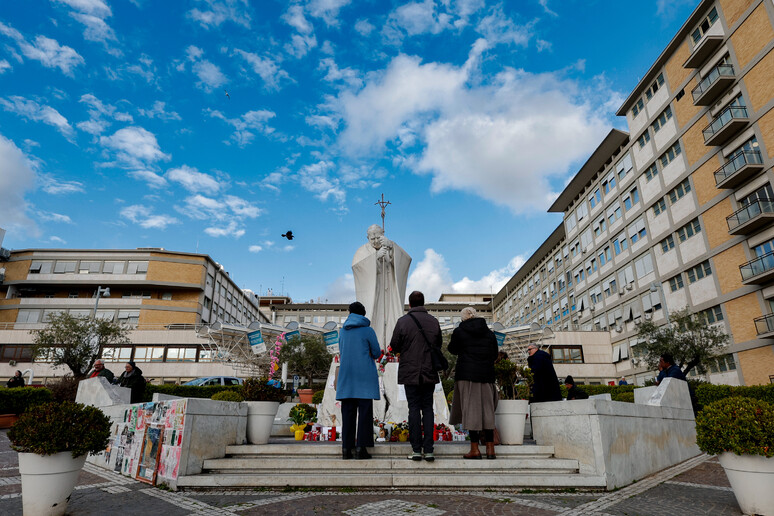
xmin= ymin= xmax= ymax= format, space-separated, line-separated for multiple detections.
xmin=288 ymin=404 xmax=308 ymax=440
xmin=9 ymin=401 xmax=111 ymax=516
xmin=695 ymin=397 xmax=774 ymax=515
xmin=493 ymin=359 xmax=531 ymax=445
xmin=0 ymin=386 xmax=53 ymax=428
xmin=241 ymin=377 xmax=287 ymax=445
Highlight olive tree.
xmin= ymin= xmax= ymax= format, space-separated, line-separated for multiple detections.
xmin=278 ymin=333 xmax=332 ymax=388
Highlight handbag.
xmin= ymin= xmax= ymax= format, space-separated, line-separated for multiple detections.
xmin=408 ymin=313 xmax=449 ymax=372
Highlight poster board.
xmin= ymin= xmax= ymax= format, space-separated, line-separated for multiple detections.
xmin=136 ymin=424 xmax=164 ymax=484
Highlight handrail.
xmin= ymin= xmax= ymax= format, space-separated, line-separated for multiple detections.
xmin=727 ymin=199 xmax=774 ymax=230
xmin=692 ymin=63 xmax=734 ymax=101
xmin=703 ymin=105 xmax=748 ymax=140
xmin=714 ymin=150 xmax=763 ymax=184
xmin=740 ymin=251 xmax=774 ymax=281
xmin=754 ymin=314 xmax=774 ymax=336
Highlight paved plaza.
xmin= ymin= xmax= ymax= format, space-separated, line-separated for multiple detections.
xmin=0 ymin=431 xmax=743 ymax=516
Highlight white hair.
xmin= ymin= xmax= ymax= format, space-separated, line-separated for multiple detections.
xmin=461 ymin=306 xmax=477 ymax=321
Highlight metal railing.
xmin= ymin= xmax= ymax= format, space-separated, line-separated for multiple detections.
xmin=714 ymin=149 xmax=763 ymax=185
xmin=727 ymin=199 xmax=774 ymax=231
xmin=703 ymin=105 xmax=748 ymax=142
xmin=740 ymin=251 xmax=774 ymax=281
xmin=754 ymin=313 xmax=774 ymax=336
xmin=692 ymin=63 xmax=734 ymax=101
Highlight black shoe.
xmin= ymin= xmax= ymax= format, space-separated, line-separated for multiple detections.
xmin=355 ymin=447 xmax=372 ymax=460
xmin=342 ymin=449 xmax=353 ymax=460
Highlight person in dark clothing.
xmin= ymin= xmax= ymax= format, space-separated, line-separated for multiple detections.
xmin=87 ymin=359 xmax=115 ymax=382
xmin=448 ymin=306 xmax=499 ymax=459
xmin=6 ymin=370 xmax=24 ymax=388
xmin=526 ymin=344 xmax=561 ymax=403
xmin=656 ymin=353 xmax=698 ymax=415
xmin=336 ymin=302 xmax=381 ymax=460
xmin=116 ymin=361 xmax=146 ymax=403
xmin=389 ymin=290 xmax=441 ymax=462
xmin=564 ymin=375 xmax=589 ymax=400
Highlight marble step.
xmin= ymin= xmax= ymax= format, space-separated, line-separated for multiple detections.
xmin=177 ymin=472 xmax=607 ymax=489
xmin=225 ymin=443 xmax=555 ymax=458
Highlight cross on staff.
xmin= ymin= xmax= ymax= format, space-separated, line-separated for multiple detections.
xmin=375 ymin=193 xmax=391 ymax=230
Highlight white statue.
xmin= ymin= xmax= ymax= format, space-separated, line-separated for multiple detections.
xmin=352 ymin=224 xmax=412 ymax=350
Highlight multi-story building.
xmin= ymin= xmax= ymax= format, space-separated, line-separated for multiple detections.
xmin=0 ymin=248 xmax=265 ymax=383
xmin=495 ymin=0 xmax=774 ymax=386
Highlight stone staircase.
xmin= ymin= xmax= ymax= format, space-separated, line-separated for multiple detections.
xmin=177 ymin=440 xmax=606 ymax=489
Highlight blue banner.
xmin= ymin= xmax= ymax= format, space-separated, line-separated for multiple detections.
xmin=323 ymin=330 xmax=339 ymax=354
xmin=248 ymin=330 xmax=265 ymax=354
xmin=283 ymin=330 xmax=300 ymax=342
xmin=494 ymin=331 xmax=506 ymax=348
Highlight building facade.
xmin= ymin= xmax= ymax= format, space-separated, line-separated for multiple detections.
xmin=494 ymin=0 xmax=774 ymax=386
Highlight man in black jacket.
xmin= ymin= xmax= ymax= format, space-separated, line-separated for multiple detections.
xmin=526 ymin=344 xmax=562 ymax=403
xmin=564 ymin=375 xmax=589 ymax=400
xmin=389 ymin=291 xmax=441 ymax=462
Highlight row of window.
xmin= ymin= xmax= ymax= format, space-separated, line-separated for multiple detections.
xmin=631 ymin=73 xmax=665 ymax=119
xmin=2 ymin=345 xmax=214 ymax=364
xmin=566 ymin=153 xmax=634 ymax=232
xmin=667 ymin=260 xmax=714 ymax=292
xmin=16 ymin=309 xmax=140 ymax=324
xmin=29 ymin=260 xmax=148 ymax=275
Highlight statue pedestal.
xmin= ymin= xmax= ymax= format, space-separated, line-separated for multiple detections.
xmin=318 ymin=359 xmax=449 ymax=427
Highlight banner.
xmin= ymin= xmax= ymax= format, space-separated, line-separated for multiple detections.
xmin=248 ymin=329 xmax=265 ymax=354
xmin=494 ymin=331 xmax=506 ymax=348
xmin=323 ymin=330 xmax=339 ymax=354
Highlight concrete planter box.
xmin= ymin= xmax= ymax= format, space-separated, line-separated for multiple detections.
xmin=495 ymin=400 xmax=529 ymax=445
xmin=246 ymin=401 xmax=280 ymax=444
xmin=19 ymin=451 xmax=86 ymax=516
xmin=718 ymin=452 xmax=774 ymax=516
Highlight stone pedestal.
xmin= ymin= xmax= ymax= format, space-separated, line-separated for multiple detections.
xmin=318 ymin=360 xmax=449 ymax=426
xmin=75 ymin=376 xmax=130 ymax=407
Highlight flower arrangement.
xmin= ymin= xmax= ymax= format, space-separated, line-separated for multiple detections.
xmin=695 ymin=397 xmax=774 ymax=457
xmin=267 ymin=333 xmax=286 ymax=380
xmin=389 ymin=421 xmax=409 ymax=442
xmin=288 ymin=404 xmax=308 ymax=439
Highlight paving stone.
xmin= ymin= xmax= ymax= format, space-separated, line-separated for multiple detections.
xmin=603 ymin=483 xmax=741 ymax=516
xmin=669 ymin=459 xmax=730 ymax=487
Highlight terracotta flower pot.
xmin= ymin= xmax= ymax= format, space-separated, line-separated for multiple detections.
xmin=0 ymin=414 xmax=19 ymax=429
xmin=297 ymin=389 xmax=314 ymax=404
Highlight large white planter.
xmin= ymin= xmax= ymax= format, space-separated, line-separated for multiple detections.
xmin=494 ymin=399 xmax=529 ymax=445
xmin=18 ymin=451 xmax=87 ymax=516
xmin=246 ymin=401 xmax=280 ymax=444
xmin=718 ymin=452 xmax=774 ymax=516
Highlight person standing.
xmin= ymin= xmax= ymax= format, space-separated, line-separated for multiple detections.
xmin=87 ymin=359 xmax=115 ymax=382
xmin=6 ymin=370 xmax=24 ymax=388
xmin=448 ymin=307 xmax=499 ymax=460
xmin=116 ymin=361 xmax=146 ymax=403
xmin=390 ymin=291 xmax=441 ymax=462
xmin=526 ymin=344 xmax=562 ymax=403
xmin=336 ymin=302 xmax=381 ymax=460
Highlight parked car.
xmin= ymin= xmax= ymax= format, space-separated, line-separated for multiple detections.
xmin=183 ymin=376 xmax=243 ymax=386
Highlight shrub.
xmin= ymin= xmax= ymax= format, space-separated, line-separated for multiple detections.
xmin=242 ymin=377 xmax=287 ymax=402
xmin=446 ymin=390 xmax=454 ymax=405
xmin=696 ymin=383 xmax=774 ymax=407
xmin=612 ymin=392 xmax=635 ymax=403
xmin=0 ymin=387 xmax=53 ymax=415
xmin=9 ymin=401 xmax=112 ymax=458
xmin=696 ymin=397 xmax=774 ymax=457
xmin=441 ymin=378 xmax=454 ymax=397
xmin=48 ymin=375 xmax=80 ymax=403
xmin=295 ymin=403 xmax=317 ymax=422
xmin=311 ymin=390 xmax=325 ymax=404
xmin=211 ymin=391 xmax=245 ymax=402
xmin=142 ymin=384 xmax=241 ymax=402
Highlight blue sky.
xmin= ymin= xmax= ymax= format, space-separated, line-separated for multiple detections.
xmin=0 ymin=0 xmax=698 ymax=303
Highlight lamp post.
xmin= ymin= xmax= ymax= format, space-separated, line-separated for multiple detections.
xmin=91 ymin=286 xmax=110 ymax=319
xmin=649 ymin=282 xmax=669 ymax=323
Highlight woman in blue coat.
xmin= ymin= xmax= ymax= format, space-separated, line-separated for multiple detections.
xmin=336 ymin=301 xmax=381 ymax=460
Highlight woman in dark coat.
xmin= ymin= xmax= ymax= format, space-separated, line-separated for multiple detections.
xmin=448 ymin=307 xmax=499 ymax=459
xmin=116 ymin=361 xmax=146 ymax=403
xmin=6 ymin=370 xmax=24 ymax=388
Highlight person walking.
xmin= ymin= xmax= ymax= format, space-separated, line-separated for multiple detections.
xmin=526 ymin=344 xmax=562 ymax=403
xmin=448 ymin=307 xmax=499 ymax=460
xmin=336 ymin=301 xmax=381 ymax=460
xmin=390 ymin=291 xmax=441 ymax=462
xmin=116 ymin=361 xmax=146 ymax=403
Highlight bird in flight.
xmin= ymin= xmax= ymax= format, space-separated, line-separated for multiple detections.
xmin=282 ymin=231 xmax=294 ymax=240
xmin=224 ymin=89 xmax=230 ymax=100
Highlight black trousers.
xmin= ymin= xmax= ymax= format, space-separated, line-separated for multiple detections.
xmin=404 ymin=383 xmax=435 ymax=453
xmin=340 ymin=398 xmax=374 ymax=450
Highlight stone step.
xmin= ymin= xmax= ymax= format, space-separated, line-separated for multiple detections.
xmin=225 ymin=443 xmax=555 ymax=458
xmin=177 ymin=472 xmax=607 ymax=489
xmin=202 ymin=456 xmax=580 ymax=472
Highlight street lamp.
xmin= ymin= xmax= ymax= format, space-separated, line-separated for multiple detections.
xmin=649 ymin=282 xmax=669 ymax=323
xmin=92 ymin=286 xmax=110 ymax=318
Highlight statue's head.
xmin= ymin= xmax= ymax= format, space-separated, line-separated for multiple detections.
xmin=367 ymin=224 xmax=384 ymax=249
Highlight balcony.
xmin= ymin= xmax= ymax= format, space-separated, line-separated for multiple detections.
xmin=754 ymin=314 xmax=774 ymax=338
xmin=692 ymin=64 xmax=735 ymax=106
xmin=714 ymin=150 xmax=764 ymax=188
xmin=684 ymin=35 xmax=724 ymax=68
xmin=727 ymin=199 xmax=774 ymax=235
xmin=703 ymin=106 xmax=749 ymax=147
xmin=740 ymin=251 xmax=774 ymax=284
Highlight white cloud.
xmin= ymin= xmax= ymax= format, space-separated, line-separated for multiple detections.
xmin=207 ymin=108 xmax=276 ymax=147
xmin=323 ymin=273 xmax=356 ymax=303
xmin=476 ymin=5 xmax=532 ymax=46
xmin=382 ymin=0 xmax=454 ymax=42
xmin=306 ymin=0 xmax=351 ymax=26
xmin=77 ymin=93 xmax=132 ymax=135
xmin=204 ymin=220 xmax=245 ymax=238
xmin=100 ymin=126 xmax=170 ymax=169
xmin=166 ymin=165 xmax=221 ymax=194
xmin=538 ymin=0 xmax=558 ymax=17
xmin=39 ymin=174 xmax=85 ymax=194
xmin=0 ymin=21 xmax=84 ymax=75
xmin=52 ymin=0 xmax=111 ymax=18
xmin=184 ymin=45 xmax=227 ymax=91
xmin=296 ymin=161 xmax=346 ymax=210
xmin=224 ymin=195 xmax=262 ymax=217
xmin=283 ymin=244 xmax=295 ymax=252
xmin=138 ymin=101 xmax=181 ymax=121
xmin=282 ymin=5 xmax=317 ymax=57
xmin=319 ymin=57 xmax=362 ymax=89
xmin=188 ymin=0 xmax=251 ymax=29
xmin=38 ymin=211 xmax=73 ymax=223
xmin=179 ymin=193 xmax=261 ymax=238
xmin=0 ymin=96 xmax=74 ymax=140
xmin=120 ymin=204 xmax=179 ymax=229
xmin=234 ymin=49 xmax=290 ymax=90
xmin=50 ymin=236 xmax=67 ymax=244
xmin=128 ymin=169 xmax=167 ymax=189
xmin=70 ymin=12 xmax=117 ymax=44
xmin=353 ymin=19 xmax=374 ymax=36
xmin=0 ymin=133 xmax=37 ymax=233
xmin=0 ymin=60 xmax=11 ymax=73
xmin=248 ymin=245 xmax=263 ymax=253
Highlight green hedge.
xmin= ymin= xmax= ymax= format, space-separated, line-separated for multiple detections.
xmin=311 ymin=390 xmax=324 ymax=405
xmin=142 ymin=384 xmax=241 ymax=402
xmin=696 ymin=383 xmax=774 ymax=407
xmin=0 ymin=387 xmax=54 ymax=415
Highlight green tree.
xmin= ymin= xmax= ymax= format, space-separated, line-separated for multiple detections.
xmin=31 ymin=312 xmax=131 ymax=379
xmin=279 ymin=334 xmax=331 ymax=388
xmin=634 ymin=307 xmax=729 ymax=376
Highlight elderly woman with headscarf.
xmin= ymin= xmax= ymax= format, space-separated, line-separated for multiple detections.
xmin=448 ymin=306 xmax=499 ymax=459
xmin=115 ymin=361 xmax=146 ymax=403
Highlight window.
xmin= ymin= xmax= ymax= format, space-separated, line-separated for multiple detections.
xmin=634 ymin=253 xmax=654 ymax=278
xmin=660 ymin=235 xmax=676 ymax=253
xmin=590 ymin=284 xmax=603 ymax=304
xmin=206 ymin=273 xmax=214 ymax=287
xmin=16 ymin=309 xmax=41 ymax=324
xmin=623 ymin=187 xmax=640 ymax=211
xmin=103 ymin=261 xmax=125 ymax=274
xmin=603 ymin=173 xmax=616 ymax=194
xmin=740 ymin=183 xmax=773 ymax=208
xmin=95 ymin=310 xmax=114 ymax=321
xmin=686 ymin=260 xmax=712 ymax=283
xmin=68 ymin=292 xmax=79 ymax=298
xmin=576 ymin=201 xmax=588 ymax=221
xmin=162 ymin=292 xmax=173 ymax=300
xmin=637 ymin=130 xmax=651 ymax=148
xmin=589 ymin=188 xmax=601 ymax=208
xmin=551 ymin=346 xmax=584 ymax=364
xmin=698 ymin=305 xmax=724 ymax=324
xmin=101 ymin=347 xmax=132 ymax=362
xmin=122 ymin=291 xmax=151 ymax=299
xmin=580 ymin=228 xmax=593 ymax=250
xmin=632 ymin=98 xmax=645 ymax=118
xmin=53 ymin=261 xmax=76 ymax=274
xmin=691 ymin=7 xmax=718 ymax=44
xmin=117 ymin=310 xmax=140 ymax=326
xmin=677 ymin=218 xmax=701 ymax=242
xmin=574 ymin=266 xmax=585 ymax=284
xmin=653 ymin=198 xmax=667 ymax=216
xmin=603 ymin=275 xmax=617 ymax=297
xmin=606 ymin=202 xmax=622 ymax=225
xmin=660 ymin=141 xmax=682 ymax=168
xmin=644 ymin=163 xmax=659 ymax=182
xmin=78 ymin=261 xmax=100 ymax=274
xmin=203 ymin=296 xmax=212 ymax=309
xmin=29 ymin=261 xmax=53 ymax=274
xmin=1 ymin=346 xmax=33 ymax=362
xmin=586 ymin=257 xmax=598 ymax=275
xmin=668 ymin=274 xmax=684 ymax=292
xmin=566 ymin=210 xmax=577 ymax=231
xmin=628 ymin=218 xmax=647 ymax=244
xmin=166 ymin=347 xmax=197 ymax=362
xmin=133 ymin=346 xmax=165 ymax=362
xmin=614 ymin=231 xmax=629 ymax=255
xmin=616 ymin=153 xmax=633 ymax=181
xmin=126 ymin=261 xmax=149 ymax=274
xmin=594 ymin=216 xmax=607 ymax=237
xmin=645 ymin=73 xmax=665 ymax=100
xmin=598 ymin=246 xmax=611 ymax=266
xmin=652 ymin=106 xmax=673 ymax=132
xmin=570 ymin=240 xmax=580 ymax=257
xmin=668 ymin=178 xmax=692 ymax=204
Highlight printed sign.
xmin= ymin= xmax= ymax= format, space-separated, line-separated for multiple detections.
xmin=323 ymin=330 xmax=339 ymax=354
xmin=284 ymin=330 xmax=300 ymax=343
xmin=248 ymin=329 xmax=266 ymax=354
xmin=494 ymin=331 xmax=506 ymax=348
